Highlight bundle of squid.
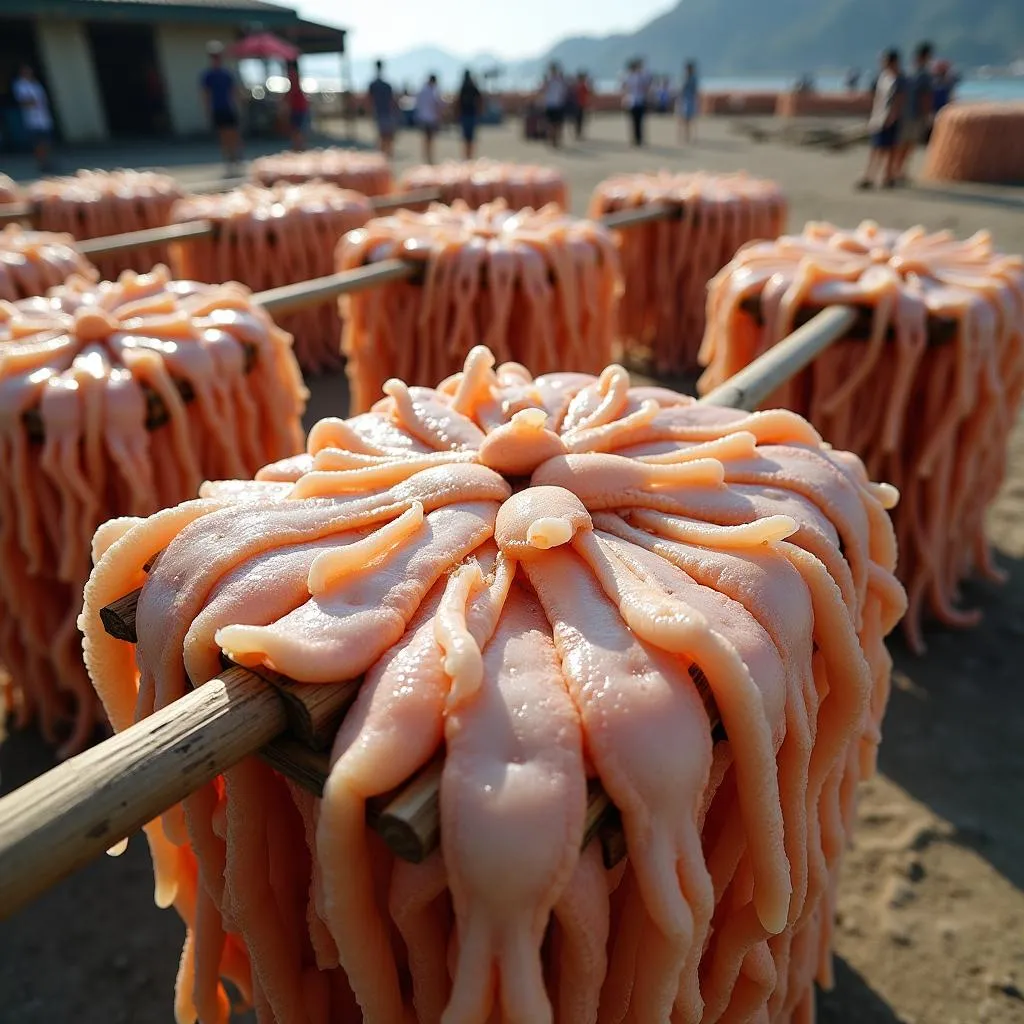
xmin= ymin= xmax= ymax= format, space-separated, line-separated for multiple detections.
xmin=398 ymin=159 xmax=569 ymax=210
xmin=698 ymin=220 xmax=1024 ymax=652
xmin=0 ymin=223 xmax=97 ymax=301
xmin=82 ymin=343 xmax=904 ymax=1024
xmin=169 ymin=183 xmax=373 ymax=374
xmin=923 ymin=101 xmax=1024 ymax=184
xmin=28 ymin=169 xmax=185 ymax=280
xmin=0 ymin=172 xmax=19 ymax=205
xmin=0 ymin=266 xmax=306 ymax=755
xmin=589 ymin=172 xmax=787 ymax=375
xmin=338 ymin=199 xmax=619 ymax=414
xmin=250 ymin=148 xmax=393 ymax=196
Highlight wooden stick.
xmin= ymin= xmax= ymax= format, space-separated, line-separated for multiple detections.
xmin=0 ymin=666 xmax=287 ymax=919
xmin=370 ymin=187 xmax=443 ymax=212
xmin=254 ymin=260 xmax=419 ymax=316
xmin=701 ymin=306 xmax=859 ymax=412
xmin=0 ymin=200 xmax=33 ymax=225
xmin=76 ymin=219 xmax=216 ymax=257
xmin=737 ymin=296 xmax=958 ymax=345
xmin=601 ymin=202 xmax=681 ymax=230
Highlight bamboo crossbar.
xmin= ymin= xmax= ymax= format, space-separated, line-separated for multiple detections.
xmin=0 ymin=200 xmax=33 ymax=224
xmin=0 ymin=187 xmax=443 ymax=251
xmin=0 ymin=305 xmax=856 ymax=919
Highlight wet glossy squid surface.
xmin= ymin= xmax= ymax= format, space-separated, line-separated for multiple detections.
xmin=699 ymin=219 xmax=1024 ymax=652
xmin=1 ymin=266 xmax=306 ymax=753
xmin=81 ymin=344 xmax=904 ymax=1024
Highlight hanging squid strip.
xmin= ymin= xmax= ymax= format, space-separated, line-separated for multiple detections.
xmin=399 ymin=159 xmax=568 ymax=211
xmin=80 ymin=343 xmax=904 ymax=1023
xmin=0 ymin=224 xmax=98 ymax=301
xmin=589 ymin=171 xmax=787 ymax=375
xmin=0 ymin=266 xmax=307 ymax=754
xmin=338 ymin=199 xmax=621 ymax=413
xmin=28 ymin=169 xmax=185 ymax=280
xmin=250 ymin=148 xmax=393 ymax=197
xmin=168 ymin=183 xmax=373 ymax=374
xmin=698 ymin=219 xmax=1024 ymax=651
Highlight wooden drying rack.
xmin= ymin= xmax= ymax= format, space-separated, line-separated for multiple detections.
xmin=0 ymin=183 xmax=444 ymax=240
xmin=0 ymin=296 xmax=858 ymax=918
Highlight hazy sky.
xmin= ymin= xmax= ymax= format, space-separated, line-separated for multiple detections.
xmin=295 ymin=1 xmax=673 ymax=60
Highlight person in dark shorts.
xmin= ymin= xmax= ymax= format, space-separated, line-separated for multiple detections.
xmin=857 ymin=48 xmax=905 ymax=190
xmin=200 ymin=42 xmax=242 ymax=174
xmin=542 ymin=63 xmax=569 ymax=148
xmin=457 ymin=69 xmax=483 ymax=159
xmin=286 ymin=60 xmax=310 ymax=151
xmin=894 ymin=41 xmax=934 ymax=182
xmin=623 ymin=58 xmax=652 ymax=147
xmin=368 ymin=60 xmax=397 ymax=158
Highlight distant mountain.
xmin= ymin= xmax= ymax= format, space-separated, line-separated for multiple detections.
xmin=299 ymin=2 xmax=1024 ymax=95
xmin=537 ymin=0 xmax=1024 ymax=78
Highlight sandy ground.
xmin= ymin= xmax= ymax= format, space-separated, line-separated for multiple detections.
xmin=2 ymin=112 xmax=1024 ymax=1024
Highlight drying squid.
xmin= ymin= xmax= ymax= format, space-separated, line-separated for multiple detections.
xmin=169 ymin=183 xmax=373 ymax=374
xmin=250 ymin=148 xmax=393 ymax=196
xmin=1 ymin=266 xmax=306 ymax=754
xmin=399 ymin=159 xmax=568 ymax=210
xmin=589 ymin=171 xmax=786 ymax=374
xmin=698 ymin=219 xmax=1024 ymax=652
xmin=81 ymin=343 xmax=904 ymax=1023
xmin=337 ymin=199 xmax=621 ymax=413
xmin=28 ymin=169 xmax=184 ymax=280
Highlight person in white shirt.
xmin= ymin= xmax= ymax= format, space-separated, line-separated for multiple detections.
xmin=623 ymin=58 xmax=652 ymax=147
xmin=415 ymin=74 xmax=443 ymax=164
xmin=542 ymin=62 xmax=569 ymax=148
xmin=13 ymin=65 xmax=54 ymax=171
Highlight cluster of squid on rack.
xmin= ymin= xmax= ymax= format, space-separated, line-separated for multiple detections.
xmin=81 ymin=343 xmax=904 ymax=1024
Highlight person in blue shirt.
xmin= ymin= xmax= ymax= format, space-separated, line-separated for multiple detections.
xmin=677 ymin=61 xmax=699 ymax=144
xmin=200 ymin=42 xmax=242 ymax=174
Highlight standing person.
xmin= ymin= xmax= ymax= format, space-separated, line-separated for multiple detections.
xmin=894 ymin=41 xmax=934 ymax=181
xmin=200 ymin=42 xmax=242 ymax=175
xmin=368 ymin=60 xmax=397 ymax=158
xmin=677 ymin=60 xmax=699 ymax=143
xmin=457 ymin=69 xmax=482 ymax=160
xmin=415 ymin=73 xmax=443 ymax=164
xmin=572 ymin=71 xmax=591 ymax=140
xmin=542 ymin=63 xmax=569 ymax=148
xmin=285 ymin=60 xmax=310 ymax=151
xmin=623 ymin=58 xmax=651 ymax=147
xmin=857 ymin=48 xmax=905 ymax=190
xmin=13 ymin=65 xmax=54 ymax=172
xmin=932 ymin=60 xmax=958 ymax=115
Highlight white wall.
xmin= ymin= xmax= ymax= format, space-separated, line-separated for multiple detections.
xmin=156 ymin=24 xmax=235 ymax=135
xmin=35 ymin=20 xmax=107 ymax=142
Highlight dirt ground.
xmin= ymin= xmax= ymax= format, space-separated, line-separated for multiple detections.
xmin=2 ymin=113 xmax=1024 ymax=1024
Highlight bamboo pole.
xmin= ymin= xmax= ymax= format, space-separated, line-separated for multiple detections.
xmin=76 ymin=218 xmax=217 ymax=257
xmin=0 ymin=667 xmax=287 ymax=918
xmin=254 ymin=259 xmax=418 ymax=316
xmin=701 ymin=305 xmax=858 ymax=411
xmin=0 ymin=200 xmax=33 ymax=225
xmin=0 ymin=185 xmax=443 ymax=237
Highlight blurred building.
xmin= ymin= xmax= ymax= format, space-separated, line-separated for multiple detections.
xmin=0 ymin=0 xmax=345 ymax=145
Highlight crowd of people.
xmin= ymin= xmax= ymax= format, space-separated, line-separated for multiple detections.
xmin=858 ymin=41 xmax=959 ymax=189
xmin=5 ymin=42 xmax=964 ymax=183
